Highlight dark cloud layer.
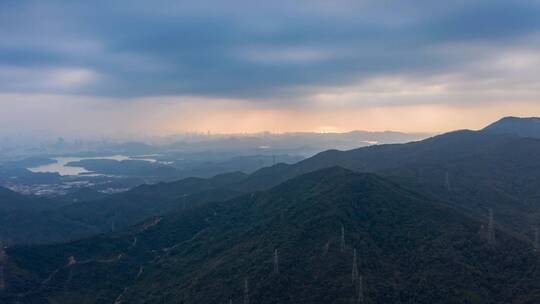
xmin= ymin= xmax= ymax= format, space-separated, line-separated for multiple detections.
xmin=1 ymin=0 xmax=540 ymax=99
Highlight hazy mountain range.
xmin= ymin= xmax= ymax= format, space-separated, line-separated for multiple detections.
xmin=1 ymin=117 xmax=540 ymax=303
xmin=0 ymin=130 xmax=429 ymax=159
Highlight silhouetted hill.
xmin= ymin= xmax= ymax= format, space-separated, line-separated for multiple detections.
xmin=0 ymin=187 xmax=39 ymax=212
xmin=56 ymin=188 xmax=109 ymax=204
xmin=3 ymin=126 xmax=540 ymax=244
xmin=235 ymin=129 xmax=540 ymax=236
xmin=0 ymin=187 xmax=72 ymax=213
xmin=483 ymin=116 xmax=540 ymax=138
xmin=3 ymin=168 xmax=540 ymax=303
xmin=0 ymin=165 xmax=61 ymax=185
xmin=239 ymin=130 xmax=518 ymax=188
xmin=0 ymin=171 xmax=246 ymax=244
xmin=2 ymin=118 xmax=540 ymax=246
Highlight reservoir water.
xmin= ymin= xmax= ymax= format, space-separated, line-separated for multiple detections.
xmin=28 ymin=155 xmax=155 ymax=176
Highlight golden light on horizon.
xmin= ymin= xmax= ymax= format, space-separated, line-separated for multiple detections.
xmin=2 ymin=93 xmax=540 ymax=137
xmin=158 ymin=101 xmax=540 ymax=135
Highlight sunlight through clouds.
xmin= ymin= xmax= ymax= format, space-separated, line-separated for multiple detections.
xmin=0 ymin=0 xmax=539 ymax=136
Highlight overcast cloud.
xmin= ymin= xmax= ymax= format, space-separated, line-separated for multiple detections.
xmin=1 ymin=0 xmax=539 ymax=136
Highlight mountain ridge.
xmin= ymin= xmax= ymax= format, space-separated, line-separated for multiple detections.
xmin=2 ymin=118 xmax=540 ymax=246
xmin=4 ymin=167 xmax=540 ymax=303
xmin=482 ymin=116 xmax=540 ymax=138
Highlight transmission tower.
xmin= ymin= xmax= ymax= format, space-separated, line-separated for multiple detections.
xmin=352 ymin=248 xmax=358 ymax=283
xmin=273 ymin=249 xmax=279 ymax=274
xmin=445 ymin=171 xmax=451 ymax=191
xmin=341 ymin=224 xmax=345 ymax=253
xmin=243 ymin=279 xmax=249 ymax=304
xmin=487 ymin=208 xmax=495 ymax=246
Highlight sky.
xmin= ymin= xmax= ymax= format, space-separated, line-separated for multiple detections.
xmin=1 ymin=0 xmax=540 ymax=138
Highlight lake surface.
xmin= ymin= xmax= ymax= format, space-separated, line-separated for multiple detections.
xmin=28 ymin=155 xmax=155 ymax=176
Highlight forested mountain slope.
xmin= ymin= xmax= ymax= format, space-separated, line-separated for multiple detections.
xmin=3 ymin=168 xmax=540 ymax=304
xmin=238 ymin=130 xmax=540 ymax=235
xmin=2 ymin=119 xmax=540 ymax=246
xmin=0 ymin=172 xmax=246 ymax=244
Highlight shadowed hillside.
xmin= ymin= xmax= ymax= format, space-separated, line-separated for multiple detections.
xmin=0 ymin=172 xmax=246 ymax=244
xmin=237 ymin=128 xmax=540 ymax=236
xmin=3 ymin=168 xmax=540 ymax=303
xmin=483 ymin=117 xmax=540 ymax=138
xmin=3 ymin=120 xmax=540 ymax=245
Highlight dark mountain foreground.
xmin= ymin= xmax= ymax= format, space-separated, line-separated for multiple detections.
xmin=0 ymin=172 xmax=246 ymax=244
xmin=240 ymin=127 xmax=540 ymax=236
xmin=2 ymin=168 xmax=540 ymax=304
xmin=483 ymin=116 xmax=540 ymax=138
xmin=3 ymin=118 xmax=540 ymax=246
xmin=2 ymin=118 xmax=540 ymax=248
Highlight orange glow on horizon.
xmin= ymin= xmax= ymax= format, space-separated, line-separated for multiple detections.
xmin=1 ymin=93 xmax=539 ymax=137
xmin=157 ymin=101 xmax=540 ymax=135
